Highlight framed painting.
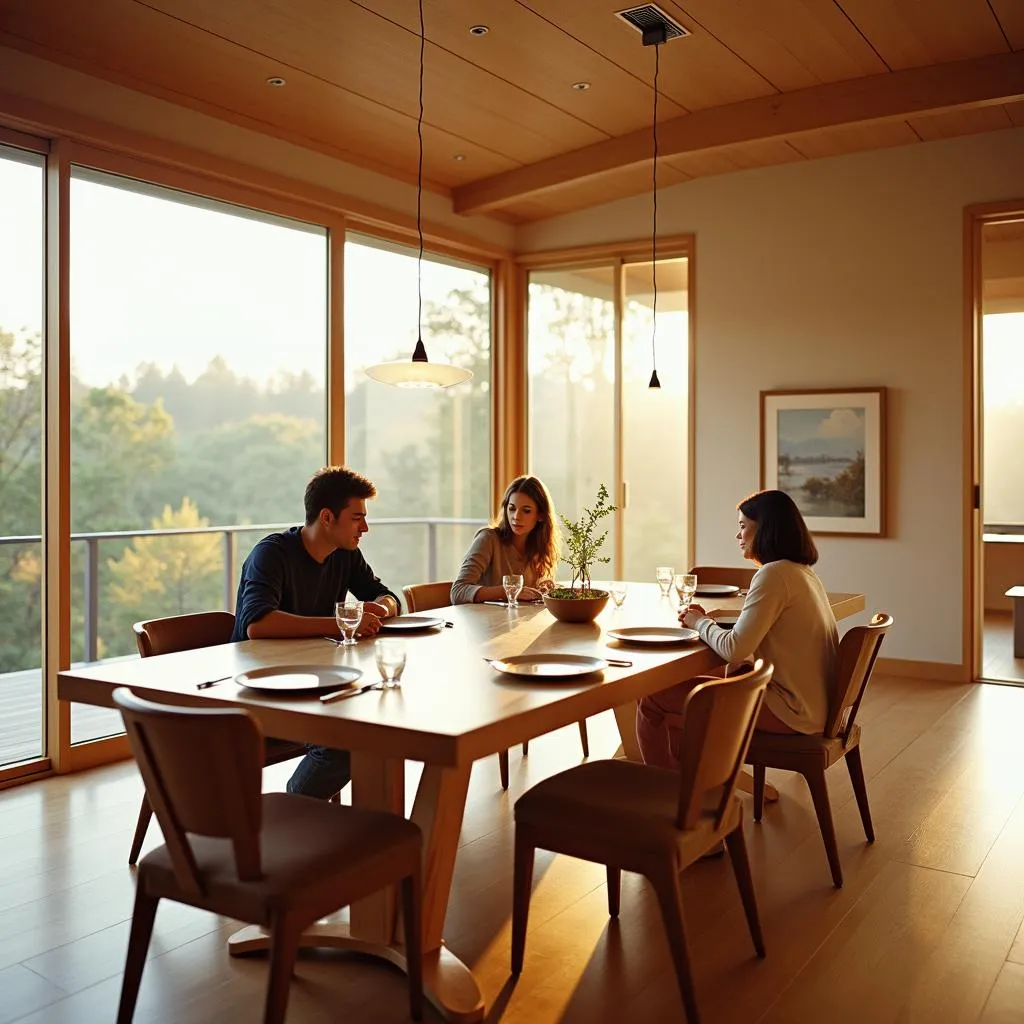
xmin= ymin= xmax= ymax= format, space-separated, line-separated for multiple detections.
xmin=760 ymin=387 xmax=886 ymax=536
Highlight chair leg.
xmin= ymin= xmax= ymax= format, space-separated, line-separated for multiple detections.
xmin=649 ymin=864 xmax=701 ymax=1024
xmin=401 ymin=869 xmax=424 ymax=1021
xmin=498 ymin=750 xmax=510 ymax=791
xmin=128 ymin=796 xmax=153 ymax=866
xmin=752 ymin=764 xmax=766 ymax=823
xmin=522 ymin=739 xmax=529 ymax=756
xmin=263 ymin=915 xmax=301 ymax=1024
xmin=724 ymin=824 xmax=765 ymax=958
xmin=578 ymin=719 xmax=590 ymax=758
xmin=803 ymin=769 xmax=843 ymax=888
xmin=606 ymin=866 xmax=621 ymax=918
xmin=510 ymin=830 xmax=535 ymax=976
xmin=845 ymin=746 xmax=875 ymax=843
xmin=116 ymin=886 xmax=159 ymax=1024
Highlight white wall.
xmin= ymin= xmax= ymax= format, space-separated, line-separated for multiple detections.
xmin=0 ymin=46 xmax=515 ymax=251
xmin=518 ymin=128 xmax=1024 ymax=668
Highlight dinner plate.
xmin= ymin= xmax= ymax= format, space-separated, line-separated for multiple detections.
xmin=695 ymin=583 xmax=741 ymax=597
xmin=378 ymin=615 xmax=446 ymax=632
xmin=484 ymin=654 xmax=607 ymax=679
xmin=605 ymin=626 xmax=700 ymax=645
xmin=234 ymin=664 xmax=363 ymax=694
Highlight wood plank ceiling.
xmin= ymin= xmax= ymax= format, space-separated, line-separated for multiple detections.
xmin=0 ymin=0 xmax=1021 ymax=223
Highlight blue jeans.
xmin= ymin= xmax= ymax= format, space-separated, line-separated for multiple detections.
xmin=286 ymin=745 xmax=351 ymax=799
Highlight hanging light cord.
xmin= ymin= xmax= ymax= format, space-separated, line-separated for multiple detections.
xmin=416 ymin=0 xmax=425 ymax=347
xmin=651 ymin=41 xmax=660 ymax=375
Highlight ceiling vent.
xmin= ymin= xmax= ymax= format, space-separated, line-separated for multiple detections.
xmin=615 ymin=4 xmax=689 ymax=43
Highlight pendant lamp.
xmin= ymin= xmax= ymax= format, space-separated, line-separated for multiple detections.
xmin=366 ymin=0 xmax=472 ymax=389
xmin=644 ymin=24 xmax=667 ymax=389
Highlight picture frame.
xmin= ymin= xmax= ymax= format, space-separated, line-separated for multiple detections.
xmin=760 ymin=387 xmax=886 ymax=537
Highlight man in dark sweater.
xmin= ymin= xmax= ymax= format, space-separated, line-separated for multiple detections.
xmin=232 ymin=466 xmax=401 ymax=798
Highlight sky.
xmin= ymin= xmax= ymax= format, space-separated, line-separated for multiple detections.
xmin=0 ymin=156 xmax=486 ymax=389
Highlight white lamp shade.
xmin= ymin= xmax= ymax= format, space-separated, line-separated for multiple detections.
xmin=365 ymin=358 xmax=473 ymax=389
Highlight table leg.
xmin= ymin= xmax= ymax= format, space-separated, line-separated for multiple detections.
xmin=612 ymin=699 xmax=779 ymax=803
xmin=228 ymin=754 xmax=483 ymax=1022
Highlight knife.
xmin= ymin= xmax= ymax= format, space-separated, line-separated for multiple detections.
xmin=320 ymin=681 xmax=383 ymax=703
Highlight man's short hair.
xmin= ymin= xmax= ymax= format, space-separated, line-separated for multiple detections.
xmin=304 ymin=467 xmax=377 ymax=525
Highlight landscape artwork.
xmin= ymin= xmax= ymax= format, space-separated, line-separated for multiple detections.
xmin=760 ymin=388 xmax=885 ymax=536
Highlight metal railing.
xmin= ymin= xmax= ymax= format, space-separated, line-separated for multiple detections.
xmin=0 ymin=516 xmax=487 ymax=662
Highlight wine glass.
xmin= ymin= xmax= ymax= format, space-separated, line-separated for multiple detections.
xmin=655 ymin=566 xmax=674 ymax=598
xmin=502 ymin=574 xmax=524 ymax=608
xmin=374 ymin=639 xmax=406 ymax=689
xmin=674 ymin=573 xmax=698 ymax=615
xmin=610 ymin=581 xmax=628 ymax=608
xmin=335 ymin=597 xmax=364 ymax=646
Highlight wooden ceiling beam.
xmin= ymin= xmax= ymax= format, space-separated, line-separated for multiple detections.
xmin=452 ymin=50 xmax=1024 ymax=215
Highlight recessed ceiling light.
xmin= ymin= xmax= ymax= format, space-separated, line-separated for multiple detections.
xmin=572 ymin=81 xmax=591 ymax=91
xmin=453 ymin=154 xmax=466 ymax=161
xmin=469 ymin=25 xmax=489 ymax=36
xmin=266 ymin=76 xmax=286 ymax=87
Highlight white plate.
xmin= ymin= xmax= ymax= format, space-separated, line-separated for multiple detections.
xmin=484 ymin=654 xmax=607 ymax=678
xmin=695 ymin=583 xmax=741 ymax=596
xmin=234 ymin=664 xmax=363 ymax=694
xmin=606 ymin=626 xmax=700 ymax=645
xmin=378 ymin=615 xmax=446 ymax=632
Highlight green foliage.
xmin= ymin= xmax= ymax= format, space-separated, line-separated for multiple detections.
xmin=556 ymin=484 xmax=616 ymax=596
xmin=803 ymin=452 xmax=865 ymax=513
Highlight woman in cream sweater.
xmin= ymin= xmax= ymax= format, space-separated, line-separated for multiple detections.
xmin=451 ymin=475 xmax=559 ymax=605
xmin=637 ymin=489 xmax=839 ymax=769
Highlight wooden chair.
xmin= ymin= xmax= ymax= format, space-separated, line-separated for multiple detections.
xmin=112 ymin=688 xmax=423 ymax=1024
xmin=512 ymin=660 xmax=773 ymax=1023
xmin=403 ymin=581 xmax=591 ymax=791
xmin=128 ymin=612 xmax=308 ymax=865
xmin=746 ymin=613 xmax=893 ymax=888
xmin=689 ymin=565 xmax=756 ymax=590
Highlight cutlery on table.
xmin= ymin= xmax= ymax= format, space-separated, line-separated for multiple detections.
xmin=320 ymin=682 xmax=383 ymax=703
xmin=196 ymin=675 xmax=231 ymax=690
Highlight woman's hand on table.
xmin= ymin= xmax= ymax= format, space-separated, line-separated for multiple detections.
xmin=680 ymin=603 xmax=708 ymax=630
xmin=519 ymin=586 xmax=545 ymax=602
xmin=356 ymin=611 xmax=382 ymax=637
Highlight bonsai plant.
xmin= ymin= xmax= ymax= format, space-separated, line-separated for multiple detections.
xmin=543 ymin=484 xmax=617 ymax=623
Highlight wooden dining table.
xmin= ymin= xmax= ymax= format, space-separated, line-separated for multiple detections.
xmin=58 ymin=583 xmax=864 ymax=1022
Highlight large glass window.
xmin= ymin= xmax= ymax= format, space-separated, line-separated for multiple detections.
xmin=527 ymin=257 xmax=690 ymax=583
xmin=344 ymin=234 xmax=491 ymax=593
xmin=69 ymin=169 xmax=328 ymax=742
xmin=0 ymin=145 xmax=45 ymax=768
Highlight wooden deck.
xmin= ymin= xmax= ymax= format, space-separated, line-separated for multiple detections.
xmin=3 ymin=672 xmax=1024 ymax=1022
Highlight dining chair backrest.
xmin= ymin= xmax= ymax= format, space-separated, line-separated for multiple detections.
xmin=688 ymin=566 xmax=757 ymax=590
xmin=823 ymin=613 xmax=893 ymax=741
xmin=674 ymin=659 xmax=772 ymax=831
xmin=133 ymin=611 xmax=236 ymax=658
xmin=403 ymin=582 xmax=454 ymax=613
xmin=113 ymin=687 xmax=264 ymax=897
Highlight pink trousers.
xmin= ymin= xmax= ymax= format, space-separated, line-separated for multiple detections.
xmin=635 ymin=676 xmax=719 ymax=771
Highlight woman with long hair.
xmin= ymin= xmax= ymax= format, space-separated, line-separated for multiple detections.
xmin=637 ymin=489 xmax=839 ymax=769
xmin=451 ymin=475 xmax=560 ymax=605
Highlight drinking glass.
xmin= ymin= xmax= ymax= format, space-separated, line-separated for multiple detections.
xmin=674 ymin=573 xmax=698 ymax=615
xmin=655 ymin=566 xmax=674 ymax=598
xmin=610 ymin=581 xmax=628 ymax=608
xmin=374 ymin=639 xmax=406 ymax=689
xmin=335 ymin=597 xmax=364 ymax=646
xmin=503 ymin=574 xmax=524 ymax=608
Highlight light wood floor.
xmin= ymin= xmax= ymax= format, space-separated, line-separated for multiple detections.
xmin=4 ymin=675 xmax=1024 ymax=1023
xmin=983 ymin=611 xmax=1024 ymax=685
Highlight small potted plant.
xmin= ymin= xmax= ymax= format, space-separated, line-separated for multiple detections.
xmin=543 ymin=484 xmax=616 ymax=623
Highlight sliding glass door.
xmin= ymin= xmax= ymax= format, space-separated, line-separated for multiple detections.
xmin=526 ymin=254 xmax=691 ymax=583
xmin=0 ymin=143 xmax=45 ymax=769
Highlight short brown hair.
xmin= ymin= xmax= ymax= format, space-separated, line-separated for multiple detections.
xmin=304 ymin=466 xmax=376 ymax=525
xmin=737 ymin=489 xmax=818 ymax=566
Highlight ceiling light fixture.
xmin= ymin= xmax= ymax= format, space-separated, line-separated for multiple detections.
xmin=469 ymin=24 xmax=489 ymax=36
xmin=366 ymin=0 xmax=473 ymax=390
xmin=644 ymin=22 xmax=667 ymax=389
xmin=453 ymin=154 xmax=466 ymax=161
xmin=266 ymin=76 xmax=286 ymax=87
xmin=572 ymin=81 xmax=591 ymax=91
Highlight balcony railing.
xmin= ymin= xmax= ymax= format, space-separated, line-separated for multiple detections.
xmin=0 ymin=516 xmax=487 ymax=663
